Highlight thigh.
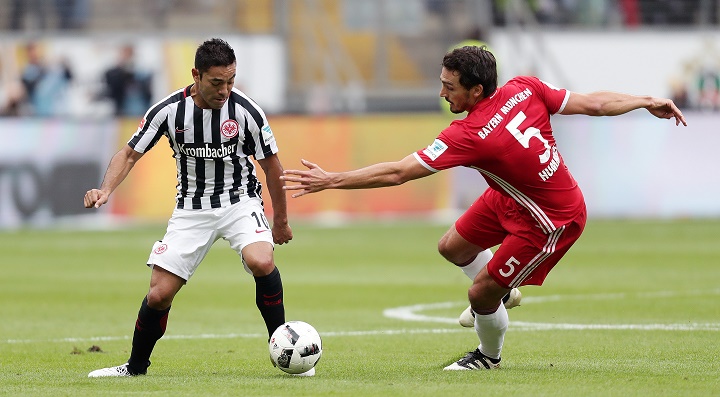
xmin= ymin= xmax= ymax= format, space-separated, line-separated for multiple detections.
xmin=438 ymin=224 xmax=485 ymax=264
xmin=454 ymin=189 xmax=508 ymax=250
xmin=487 ymin=218 xmax=585 ymax=289
xmin=221 ymin=198 xmax=275 ymax=254
xmin=147 ymin=265 xmax=186 ymax=309
xmin=147 ymin=208 xmax=218 ymax=281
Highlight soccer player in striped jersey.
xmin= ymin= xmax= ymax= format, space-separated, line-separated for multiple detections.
xmin=281 ymin=46 xmax=686 ymax=371
xmin=84 ymin=38 xmax=307 ymax=376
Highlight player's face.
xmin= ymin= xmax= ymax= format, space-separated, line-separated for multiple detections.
xmin=439 ymin=67 xmax=481 ymax=114
xmin=192 ymin=63 xmax=237 ymax=109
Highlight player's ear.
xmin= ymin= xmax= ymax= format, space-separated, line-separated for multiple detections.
xmin=191 ymin=68 xmax=201 ymax=83
xmin=473 ymin=84 xmax=484 ymax=99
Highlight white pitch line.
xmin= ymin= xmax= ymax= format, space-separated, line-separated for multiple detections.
xmin=7 ymin=319 xmax=719 ymax=345
xmin=382 ymin=288 xmax=720 ymax=331
xmin=4 ymin=329 xmax=470 ymax=345
xmin=510 ymin=322 xmax=720 ymax=331
xmin=382 ymin=302 xmax=720 ymax=331
xmin=6 ymin=290 xmax=719 ymax=344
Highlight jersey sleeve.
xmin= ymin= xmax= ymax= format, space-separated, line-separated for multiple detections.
xmin=127 ymin=106 xmax=170 ymax=154
xmin=237 ymin=92 xmax=278 ymax=160
xmin=515 ymin=76 xmax=569 ymax=115
xmin=414 ymin=123 xmax=473 ymax=172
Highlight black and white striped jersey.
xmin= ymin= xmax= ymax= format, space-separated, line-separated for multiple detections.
xmin=128 ymin=85 xmax=279 ymax=209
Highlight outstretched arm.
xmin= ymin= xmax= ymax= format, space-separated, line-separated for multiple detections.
xmin=560 ymin=91 xmax=687 ymax=126
xmin=84 ymin=144 xmax=144 ymax=209
xmin=280 ymin=154 xmax=434 ymax=198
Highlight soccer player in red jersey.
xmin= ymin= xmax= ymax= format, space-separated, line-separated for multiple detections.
xmin=281 ymin=46 xmax=686 ymax=370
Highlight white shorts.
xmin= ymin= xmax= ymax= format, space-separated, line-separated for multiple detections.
xmin=146 ymin=197 xmax=274 ymax=281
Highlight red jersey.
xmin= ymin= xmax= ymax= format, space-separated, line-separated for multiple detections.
xmin=414 ymin=76 xmax=584 ymax=233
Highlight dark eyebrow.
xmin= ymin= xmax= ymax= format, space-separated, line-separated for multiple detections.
xmin=209 ymin=74 xmax=236 ymax=82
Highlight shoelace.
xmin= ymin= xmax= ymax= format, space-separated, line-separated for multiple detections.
xmin=457 ymin=350 xmax=484 ymax=367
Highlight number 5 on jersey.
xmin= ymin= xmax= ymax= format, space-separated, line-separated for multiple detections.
xmin=505 ymin=111 xmax=552 ymax=164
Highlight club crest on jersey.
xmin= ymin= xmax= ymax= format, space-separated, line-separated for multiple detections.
xmin=423 ymin=139 xmax=448 ymax=161
xmin=154 ymin=243 xmax=168 ymax=255
xmin=221 ymin=119 xmax=240 ymax=138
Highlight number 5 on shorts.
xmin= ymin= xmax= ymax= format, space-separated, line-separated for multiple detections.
xmin=499 ymin=256 xmax=520 ymax=277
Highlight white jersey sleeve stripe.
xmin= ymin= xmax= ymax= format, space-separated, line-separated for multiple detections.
xmin=412 ymin=152 xmax=440 ymax=173
xmin=556 ymin=90 xmax=571 ymax=114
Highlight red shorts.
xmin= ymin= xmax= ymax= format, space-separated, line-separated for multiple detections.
xmin=455 ymin=189 xmax=586 ymax=288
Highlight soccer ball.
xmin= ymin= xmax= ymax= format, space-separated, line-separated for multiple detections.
xmin=269 ymin=321 xmax=322 ymax=374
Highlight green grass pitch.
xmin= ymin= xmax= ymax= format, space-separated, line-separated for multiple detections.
xmin=1 ymin=219 xmax=719 ymax=396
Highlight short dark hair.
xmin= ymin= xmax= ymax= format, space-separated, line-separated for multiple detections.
xmin=195 ymin=38 xmax=236 ymax=75
xmin=442 ymin=46 xmax=497 ymax=97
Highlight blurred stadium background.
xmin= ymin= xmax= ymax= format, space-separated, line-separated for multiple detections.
xmin=0 ymin=0 xmax=719 ymax=229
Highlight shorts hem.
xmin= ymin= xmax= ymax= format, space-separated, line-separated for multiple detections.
xmin=147 ymin=262 xmax=190 ymax=282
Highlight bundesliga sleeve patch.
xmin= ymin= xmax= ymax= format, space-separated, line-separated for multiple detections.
xmin=261 ymin=124 xmax=276 ymax=145
xmin=422 ymin=139 xmax=448 ymax=161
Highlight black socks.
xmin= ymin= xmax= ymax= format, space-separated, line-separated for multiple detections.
xmin=254 ymin=267 xmax=285 ymax=339
xmin=127 ymin=296 xmax=170 ymax=374
xmin=124 ymin=267 xmax=284 ymax=373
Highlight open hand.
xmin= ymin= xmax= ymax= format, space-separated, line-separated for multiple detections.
xmin=647 ymin=98 xmax=687 ymax=126
xmin=280 ymin=159 xmax=332 ymax=198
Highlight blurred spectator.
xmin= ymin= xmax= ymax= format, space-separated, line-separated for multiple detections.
xmin=102 ymin=45 xmax=153 ymax=117
xmin=9 ymin=0 xmax=49 ymax=30
xmin=668 ymin=78 xmax=689 ymax=110
xmin=19 ymin=42 xmax=74 ymax=116
xmin=638 ymin=0 xmax=700 ymax=25
xmin=0 ymin=81 xmax=25 ymax=117
xmin=697 ymin=67 xmax=720 ymax=111
xmin=0 ymin=49 xmax=24 ymax=116
xmin=619 ymin=0 xmax=641 ymax=26
xmin=55 ymin=0 xmax=90 ymax=30
xmin=425 ymin=0 xmax=449 ymax=16
xmin=673 ymin=39 xmax=720 ymax=111
xmin=9 ymin=0 xmax=88 ymax=30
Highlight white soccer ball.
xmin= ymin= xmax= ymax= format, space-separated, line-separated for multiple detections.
xmin=269 ymin=321 xmax=322 ymax=374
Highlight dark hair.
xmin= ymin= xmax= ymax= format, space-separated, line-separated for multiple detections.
xmin=442 ymin=46 xmax=497 ymax=97
xmin=194 ymin=38 xmax=236 ymax=75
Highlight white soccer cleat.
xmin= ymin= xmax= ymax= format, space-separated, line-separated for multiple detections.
xmin=458 ymin=305 xmax=476 ymax=328
xmin=458 ymin=288 xmax=522 ymax=328
xmin=443 ymin=348 xmax=501 ymax=370
xmin=88 ymin=363 xmax=143 ymax=378
xmin=291 ymin=367 xmax=315 ymax=377
xmin=503 ymin=287 xmax=522 ymax=309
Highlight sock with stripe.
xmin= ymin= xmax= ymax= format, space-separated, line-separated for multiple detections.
xmin=255 ymin=266 xmax=285 ymax=340
xmin=127 ymin=296 xmax=170 ymax=374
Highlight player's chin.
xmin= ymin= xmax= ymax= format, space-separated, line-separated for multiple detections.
xmin=449 ymin=106 xmax=463 ymax=114
xmin=210 ymin=98 xmax=227 ymax=108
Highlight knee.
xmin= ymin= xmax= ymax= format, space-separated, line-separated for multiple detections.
xmin=146 ymin=288 xmax=174 ymax=309
xmin=467 ymin=276 xmax=506 ymax=314
xmin=468 ymin=284 xmax=498 ymax=314
xmin=437 ymin=235 xmax=455 ymax=262
xmin=245 ymin=256 xmax=275 ymax=277
xmin=467 ymin=283 xmax=481 ymax=305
